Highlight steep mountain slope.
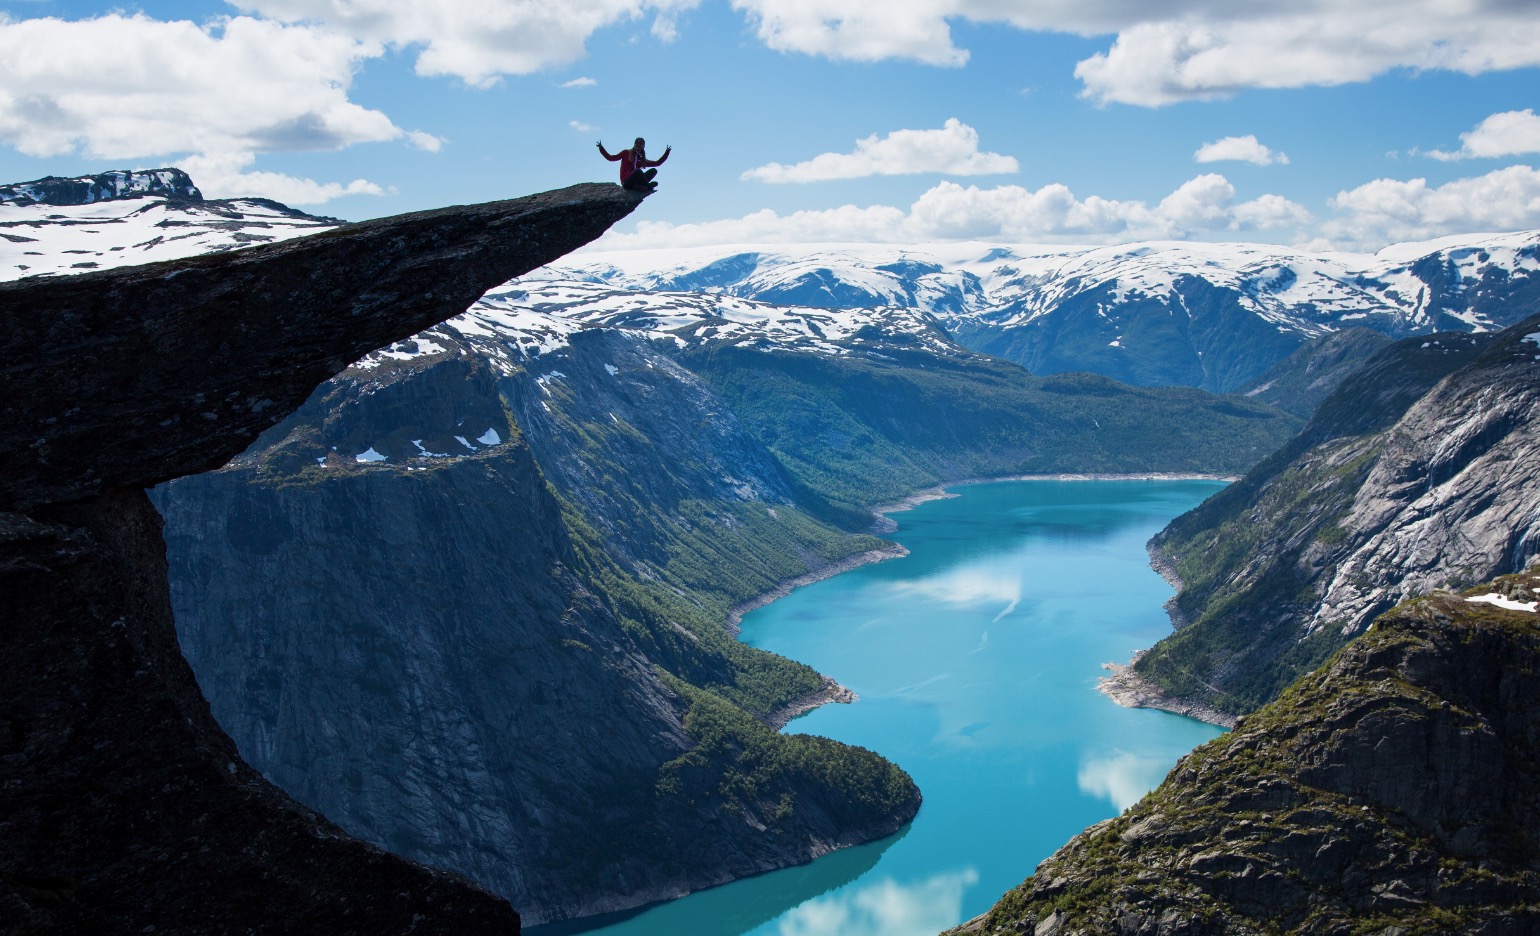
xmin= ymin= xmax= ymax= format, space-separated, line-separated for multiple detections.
xmin=157 ymin=333 xmax=919 ymax=924
xmin=1 ymin=181 xmax=646 ymax=934
xmin=950 ymin=567 xmax=1540 ymax=936
xmin=680 ymin=347 xmax=1292 ymax=516
xmin=1130 ymin=316 xmax=1540 ymax=716
xmin=471 ymin=273 xmax=1303 ymax=514
xmin=552 ymin=232 xmax=1540 ymax=392
xmin=1235 ymin=327 xmax=1395 ymax=418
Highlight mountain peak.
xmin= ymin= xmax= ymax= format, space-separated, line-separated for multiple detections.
xmin=0 ymin=167 xmax=202 ymax=206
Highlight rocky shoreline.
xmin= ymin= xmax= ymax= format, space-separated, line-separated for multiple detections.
xmin=1146 ymin=542 xmax=1196 ymax=630
xmin=1097 ymin=653 xmax=1237 ymax=728
xmin=868 ymin=474 xmax=1235 ymax=534
xmin=766 ymin=678 xmax=859 ymax=731
xmin=1092 ymin=504 xmax=1235 ymax=727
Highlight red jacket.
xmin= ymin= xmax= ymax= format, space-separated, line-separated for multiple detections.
xmin=600 ymin=144 xmax=668 ymax=182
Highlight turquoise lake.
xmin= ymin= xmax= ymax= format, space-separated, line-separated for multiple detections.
xmin=538 ymin=479 xmax=1227 ymax=936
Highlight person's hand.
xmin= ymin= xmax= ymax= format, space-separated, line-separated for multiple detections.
xmin=595 ymin=141 xmax=603 ymax=149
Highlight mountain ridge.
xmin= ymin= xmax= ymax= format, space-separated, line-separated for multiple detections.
xmin=546 ymin=232 xmax=1540 ymax=395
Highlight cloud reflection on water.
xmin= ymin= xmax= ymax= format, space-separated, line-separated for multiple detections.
xmin=891 ymin=563 xmax=1022 ymax=621
xmin=776 ymin=868 xmax=979 ymax=936
xmin=1077 ymin=749 xmax=1171 ymax=812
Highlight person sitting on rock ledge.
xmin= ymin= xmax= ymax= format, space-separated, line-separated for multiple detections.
xmin=597 ymin=137 xmax=670 ymax=192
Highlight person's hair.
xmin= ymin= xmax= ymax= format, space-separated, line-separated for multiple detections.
xmin=634 ymin=137 xmax=645 ymax=148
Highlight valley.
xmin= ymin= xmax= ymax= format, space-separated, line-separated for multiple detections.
xmin=5 ymin=170 xmax=1540 ymax=933
xmin=538 ymin=478 xmax=1227 ymax=935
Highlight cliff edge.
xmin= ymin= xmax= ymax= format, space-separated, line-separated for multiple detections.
xmin=0 ymin=183 xmax=644 ymax=934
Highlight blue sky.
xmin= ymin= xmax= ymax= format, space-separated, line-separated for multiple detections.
xmin=2 ymin=0 xmax=1539 ymax=251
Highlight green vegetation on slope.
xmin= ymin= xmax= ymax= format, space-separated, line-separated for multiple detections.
xmin=1236 ymin=327 xmax=1395 ymax=419
xmin=952 ymin=568 xmax=1540 ymax=936
xmin=656 ymin=674 xmax=918 ymax=833
xmin=558 ymin=491 xmax=876 ymax=720
xmin=680 ymin=346 xmax=1300 ymax=514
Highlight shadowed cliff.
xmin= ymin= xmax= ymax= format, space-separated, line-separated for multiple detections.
xmin=0 ymin=183 xmax=644 ymax=934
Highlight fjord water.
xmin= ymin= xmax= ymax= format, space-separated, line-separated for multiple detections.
xmin=542 ymin=479 xmax=1226 ymax=936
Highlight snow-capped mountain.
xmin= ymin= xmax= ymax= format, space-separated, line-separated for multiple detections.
xmin=541 ymin=234 xmax=1540 ymax=392
xmin=0 ymin=169 xmax=339 ymax=279
xmin=11 ymin=168 xmax=1537 ymax=395
xmin=0 ymin=168 xmax=202 ymax=206
xmin=1 ymin=171 xmax=957 ymax=368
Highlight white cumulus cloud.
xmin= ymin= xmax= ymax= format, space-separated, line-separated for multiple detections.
xmin=1232 ymin=193 xmax=1314 ymax=230
xmin=1194 ymin=135 xmax=1288 ymax=166
xmin=0 ymin=14 xmax=404 ymax=159
xmin=234 ymin=0 xmax=701 ymax=87
xmin=742 ymin=119 xmax=1018 ymax=183
xmin=405 ymin=130 xmax=445 ymax=153
xmin=0 ymin=13 xmax=420 ymax=204
xmin=732 ymin=0 xmax=969 ymax=66
xmin=1324 ymin=164 xmax=1540 ymax=248
xmin=596 ymin=173 xmax=1311 ymax=248
xmin=1073 ymin=5 xmax=1540 ymax=106
xmin=1428 ymin=109 xmax=1540 ymax=161
xmin=181 ymin=151 xmax=386 ymax=204
xmin=729 ymin=1 xmax=1540 ymax=106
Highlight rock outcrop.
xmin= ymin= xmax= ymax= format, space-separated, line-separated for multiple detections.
xmin=1130 ymin=317 xmax=1540 ymax=715
xmin=0 ymin=182 xmax=646 ymax=933
xmin=952 ymin=567 xmax=1540 ymax=935
xmin=1 ymin=183 xmax=642 ymax=508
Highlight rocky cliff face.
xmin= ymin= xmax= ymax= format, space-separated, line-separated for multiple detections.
xmin=155 ymin=318 xmax=920 ymax=925
xmin=1131 ymin=315 xmax=1540 ymax=715
xmin=952 ymin=567 xmax=1540 ymax=935
xmin=0 ymin=182 xmax=646 ymax=933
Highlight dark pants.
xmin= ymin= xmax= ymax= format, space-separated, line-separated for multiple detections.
xmin=622 ymin=168 xmax=657 ymax=191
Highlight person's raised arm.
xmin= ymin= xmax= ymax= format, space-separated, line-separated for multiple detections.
xmin=597 ymin=141 xmax=621 ymax=161
xmin=644 ymin=145 xmax=672 ymax=168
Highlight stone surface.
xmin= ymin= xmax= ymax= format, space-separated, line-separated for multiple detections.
xmin=952 ymin=568 xmax=1540 ymax=935
xmin=0 ymin=182 xmax=645 ymax=933
xmin=0 ymin=182 xmax=645 ymax=509
xmin=1 ymin=491 xmax=520 ymax=935
xmin=1133 ymin=318 xmax=1540 ymax=714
